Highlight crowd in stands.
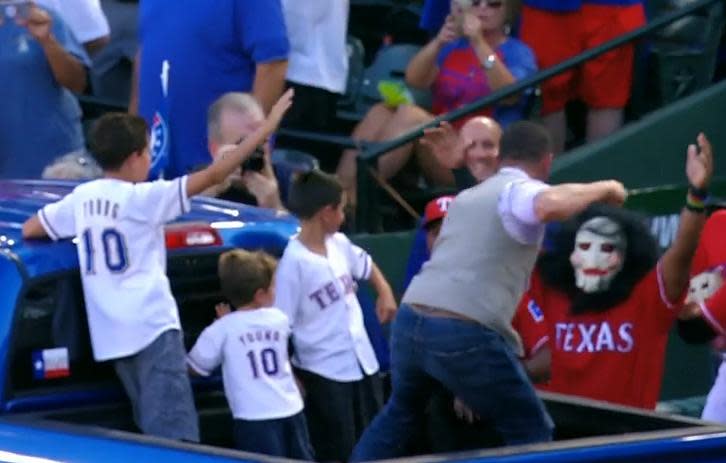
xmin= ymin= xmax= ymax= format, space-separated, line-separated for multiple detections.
xmin=6 ymin=0 xmax=721 ymax=207
xmin=5 ymin=0 xmax=726 ymax=461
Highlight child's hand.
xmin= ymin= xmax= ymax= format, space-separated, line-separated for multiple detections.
xmin=215 ymin=302 xmax=232 ymax=318
xmin=375 ymin=291 xmax=397 ymax=324
xmin=262 ymin=88 xmax=294 ymax=135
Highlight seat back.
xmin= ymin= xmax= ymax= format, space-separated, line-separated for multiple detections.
xmin=271 ymin=149 xmax=320 ymax=205
xmin=338 ymin=35 xmax=367 ymax=110
xmin=356 ymin=44 xmax=433 ymax=112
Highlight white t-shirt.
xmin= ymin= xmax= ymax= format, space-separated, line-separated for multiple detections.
xmin=36 ymin=0 xmax=110 ymax=44
xmin=281 ymin=0 xmax=349 ymax=94
xmin=275 ymin=233 xmax=379 ymax=382
xmin=187 ymin=308 xmax=304 ymax=420
xmin=39 ymin=177 xmax=191 ymax=361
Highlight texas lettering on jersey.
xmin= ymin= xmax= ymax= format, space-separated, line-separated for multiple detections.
xmin=308 ymin=274 xmax=356 ymax=310
xmin=554 ymin=321 xmax=634 ymax=353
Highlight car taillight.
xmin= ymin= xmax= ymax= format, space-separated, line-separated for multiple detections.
xmin=165 ymin=223 xmax=223 ymax=249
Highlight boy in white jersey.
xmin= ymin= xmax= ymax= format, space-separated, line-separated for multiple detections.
xmin=275 ymin=170 xmax=397 ymax=462
xmin=188 ymin=250 xmax=313 ymax=459
xmin=21 ymin=90 xmax=294 ymax=441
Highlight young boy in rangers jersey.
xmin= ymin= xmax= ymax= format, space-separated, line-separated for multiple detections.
xmin=275 ymin=169 xmax=397 ymax=462
xmin=21 ymin=90 xmax=294 ymax=441
xmin=187 ymin=250 xmax=313 ymax=459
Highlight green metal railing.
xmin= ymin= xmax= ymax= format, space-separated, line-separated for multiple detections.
xmin=352 ymin=0 xmax=723 ymax=232
xmin=77 ymin=0 xmax=723 ymax=232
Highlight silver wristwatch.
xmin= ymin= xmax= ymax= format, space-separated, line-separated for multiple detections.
xmin=483 ymin=53 xmax=497 ymax=70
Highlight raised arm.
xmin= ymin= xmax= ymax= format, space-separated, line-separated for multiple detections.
xmin=533 ymin=180 xmax=628 ymax=223
xmin=461 ymin=12 xmax=515 ymax=94
xmin=24 ymin=6 xmax=87 ymax=94
xmin=661 ymin=133 xmax=714 ymax=303
xmin=185 ymin=89 xmax=293 ymax=197
xmin=405 ymin=15 xmax=458 ymax=89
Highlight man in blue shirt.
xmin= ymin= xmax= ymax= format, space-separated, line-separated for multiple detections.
xmin=132 ymin=0 xmax=289 ymax=179
xmin=0 ymin=3 xmax=89 ymax=179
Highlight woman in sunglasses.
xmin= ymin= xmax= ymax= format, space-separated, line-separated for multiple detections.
xmin=337 ymin=0 xmax=536 ymax=215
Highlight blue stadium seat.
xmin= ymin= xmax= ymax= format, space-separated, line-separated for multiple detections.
xmin=271 ymin=149 xmax=320 ymax=206
xmin=338 ymin=35 xmax=367 ymax=111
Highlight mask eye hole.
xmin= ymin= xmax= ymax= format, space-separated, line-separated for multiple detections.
xmin=702 ymin=282 xmax=710 ymax=289
xmin=600 ymin=243 xmax=615 ymax=253
xmin=578 ymin=242 xmax=591 ymax=251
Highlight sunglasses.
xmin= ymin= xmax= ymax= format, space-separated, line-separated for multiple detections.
xmin=471 ymin=0 xmax=503 ymax=8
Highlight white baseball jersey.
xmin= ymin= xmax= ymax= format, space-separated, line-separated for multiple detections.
xmin=38 ymin=176 xmax=190 ymax=361
xmin=187 ymin=307 xmax=304 ymax=420
xmin=275 ymin=232 xmax=379 ymax=382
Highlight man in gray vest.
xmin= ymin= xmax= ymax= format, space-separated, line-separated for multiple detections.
xmin=351 ymin=121 xmax=628 ymax=460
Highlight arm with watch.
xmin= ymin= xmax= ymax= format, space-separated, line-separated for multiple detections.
xmin=460 ymin=10 xmax=517 ymax=103
xmin=661 ymin=133 xmax=714 ymax=305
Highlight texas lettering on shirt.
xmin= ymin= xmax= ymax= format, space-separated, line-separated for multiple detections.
xmin=554 ymin=321 xmax=634 ymax=353
xmin=308 ymin=274 xmax=356 ymax=310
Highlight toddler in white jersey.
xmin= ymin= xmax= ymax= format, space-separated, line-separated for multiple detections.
xmin=188 ymin=250 xmax=313 ymax=459
xmin=275 ymin=170 xmax=398 ymax=462
xmin=21 ymin=90 xmax=294 ymax=442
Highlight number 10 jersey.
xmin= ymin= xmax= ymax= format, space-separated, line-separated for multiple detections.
xmin=187 ymin=307 xmax=304 ymax=420
xmin=39 ymin=176 xmax=191 ymax=361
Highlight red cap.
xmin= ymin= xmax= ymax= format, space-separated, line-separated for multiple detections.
xmin=423 ymin=195 xmax=455 ymax=228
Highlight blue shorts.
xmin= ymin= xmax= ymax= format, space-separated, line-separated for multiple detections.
xmin=233 ymin=412 xmax=314 ymax=460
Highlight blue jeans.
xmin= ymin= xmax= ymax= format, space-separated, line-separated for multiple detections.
xmin=351 ymin=304 xmax=553 ymax=461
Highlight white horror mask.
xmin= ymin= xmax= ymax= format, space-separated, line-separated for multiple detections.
xmin=569 ymin=217 xmax=626 ymax=293
xmin=686 ymin=269 xmax=724 ymax=304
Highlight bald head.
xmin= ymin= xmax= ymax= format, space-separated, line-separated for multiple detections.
xmin=460 ymin=117 xmax=501 ymax=182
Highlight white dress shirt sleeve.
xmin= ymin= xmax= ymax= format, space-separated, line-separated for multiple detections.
xmin=498 ymin=179 xmax=550 ymax=245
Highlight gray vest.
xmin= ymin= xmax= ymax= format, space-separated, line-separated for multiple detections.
xmin=403 ymin=169 xmax=543 ymax=356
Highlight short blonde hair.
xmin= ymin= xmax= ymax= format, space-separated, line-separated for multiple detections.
xmin=218 ymin=249 xmax=277 ymax=307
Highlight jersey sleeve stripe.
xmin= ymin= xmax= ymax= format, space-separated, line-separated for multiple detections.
xmin=656 ymin=260 xmax=678 ymax=309
xmin=178 ymin=176 xmax=191 ymax=214
xmin=38 ymin=208 xmax=60 ymax=241
xmin=362 ymin=254 xmax=371 ymax=280
xmin=700 ymin=302 xmax=726 ymax=336
xmin=186 ymin=355 xmax=212 ymax=376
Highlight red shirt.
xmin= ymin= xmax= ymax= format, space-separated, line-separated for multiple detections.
xmin=692 ymin=211 xmax=726 ymax=334
xmin=512 ymin=295 xmax=549 ymax=359
xmin=527 ymin=264 xmax=680 ymax=409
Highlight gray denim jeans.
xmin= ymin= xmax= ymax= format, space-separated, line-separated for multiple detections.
xmin=114 ymin=329 xmax=199 ymax=442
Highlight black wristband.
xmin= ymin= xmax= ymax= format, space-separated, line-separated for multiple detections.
xmin=689 ymin=185 xmax=709 ymax=200
xmin=685 ymin=203 xmax=706 ymax=213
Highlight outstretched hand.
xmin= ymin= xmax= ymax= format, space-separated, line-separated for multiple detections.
xmin=686 ymin=133 xmax=713 ymax=191
xmin=262 ymin=88 xmax=294 ymax=135
xmin=420 ymin=121 xmax=464 ymax=169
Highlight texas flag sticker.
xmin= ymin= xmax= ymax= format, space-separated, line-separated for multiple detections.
xmin=32 ymin=348 xmax=70 ymax=380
